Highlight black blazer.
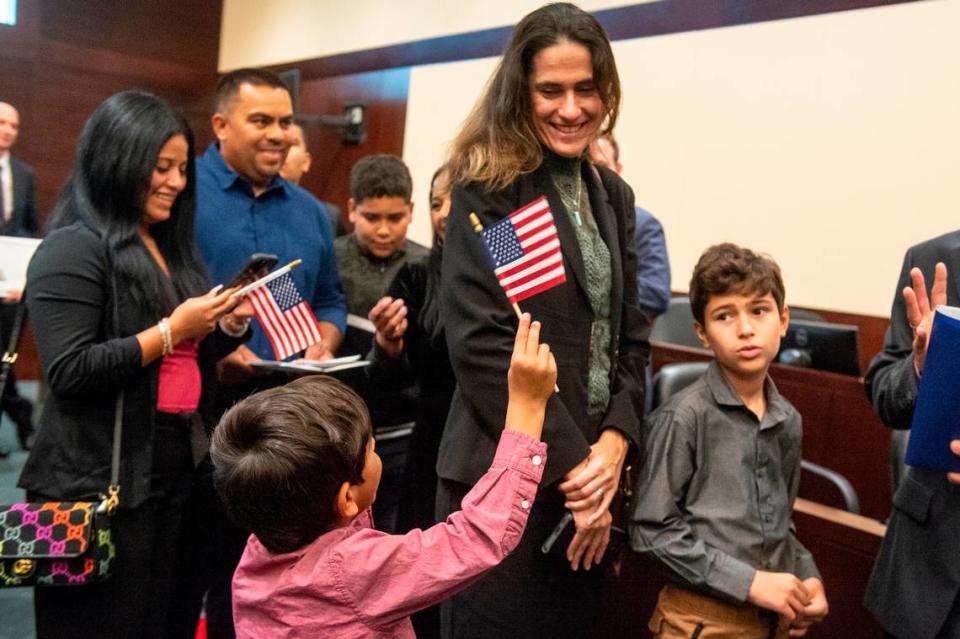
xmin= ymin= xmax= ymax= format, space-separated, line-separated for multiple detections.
xmin=438 ymin=159 xmax=649 ymax=488
xmin=2 ymin=157 xmax=38 ymax=237
xmin=19 ymin=222 xmax=243 ymax=509
xmin=864 ymin=230 xmax=960 ymax=639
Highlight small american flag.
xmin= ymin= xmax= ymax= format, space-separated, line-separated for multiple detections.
xmin=246 ymin=272 xmax=322 ymax=360
xmin=479 ymin=196 xmax=566 ymax=303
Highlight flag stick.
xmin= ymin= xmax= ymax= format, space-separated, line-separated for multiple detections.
xmin=469 ymin=212 xmax=559 ymax=393
xmin=231 ymin=259 xmax=303 ymax=299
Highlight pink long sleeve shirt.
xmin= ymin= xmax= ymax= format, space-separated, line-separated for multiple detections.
xmin=232 ymin=429 xmax=547 ymax=638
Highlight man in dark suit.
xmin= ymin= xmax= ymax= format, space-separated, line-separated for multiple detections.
xmin=0 ymin=101 xmax=38 ymax=456
xmin=864 ymin=233 xmax=960 ymax=639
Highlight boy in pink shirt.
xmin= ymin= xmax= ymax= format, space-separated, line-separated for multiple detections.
xmin=212 ymin=314 xmax=556 ymax=638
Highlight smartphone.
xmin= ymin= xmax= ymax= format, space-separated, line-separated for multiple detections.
xmin=228 ymin=253 xmax=278 ymax=288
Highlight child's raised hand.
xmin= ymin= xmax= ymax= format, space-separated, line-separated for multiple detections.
xmin=509 ymin=313 xmax=557 ymax=402
xmin=504 ymin=313 xmax=557 ymax=440
xmin=747 ymin=570 xmax=810 ymax=623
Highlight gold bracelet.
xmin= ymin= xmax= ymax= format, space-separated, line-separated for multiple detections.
xmin=157 ymin=318 xmax=173 ymax=356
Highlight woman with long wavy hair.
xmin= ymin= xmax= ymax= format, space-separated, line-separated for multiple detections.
xmin=19 ymin=91 xmax=251 ymax=638
xmin=437 ymin=4 xmax=649 ymax=637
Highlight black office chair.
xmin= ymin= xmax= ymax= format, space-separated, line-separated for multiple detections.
xmin=650 ymin=361 xmax=708 ymax=409
xmin=789 ymin=307 xmax=826 ymax=322
xmin=651 ymin=362 xmax=861 ymax=514
xmin=649 ymin=297 xmax=703 ymax=349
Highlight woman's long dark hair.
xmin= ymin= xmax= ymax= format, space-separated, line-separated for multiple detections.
xmin=48 ymin=91 xmax=208 ymax=318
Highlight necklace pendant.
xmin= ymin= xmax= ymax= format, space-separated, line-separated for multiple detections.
xmin=573 ymin=210 xmax=582 ymax=227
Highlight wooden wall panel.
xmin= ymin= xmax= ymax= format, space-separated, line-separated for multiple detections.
xmin=0 ymin=0 xmax=222 ymax=379
xmin=0 ymin=0 xmax=221 ymax=229
xmin=295 ymin=68 xmax=410 ymax=228
xmin=39 ymin=0 xmax=220 ymax=69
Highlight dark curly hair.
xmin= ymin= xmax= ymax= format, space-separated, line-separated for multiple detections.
xmin=689 ymin=243 xmax=785 ymax=326
xmin=349 ymin=154 xmax=413 ymax=202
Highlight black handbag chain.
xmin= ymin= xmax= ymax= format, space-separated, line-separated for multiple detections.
xmin=0 ymin=301 xmax=26 ymax=400
xmin=103 ymin=248 xmax=124 ymax=514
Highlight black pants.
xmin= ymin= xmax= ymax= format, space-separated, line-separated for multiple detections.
xmin=31 ymin=413 xmax=194 ymax=639
xmin=436 ymin=477 xmax=605 ymax=639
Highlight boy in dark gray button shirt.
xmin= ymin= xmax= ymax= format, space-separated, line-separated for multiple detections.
xmin=631 ymin=243 xmax=828 ymax=639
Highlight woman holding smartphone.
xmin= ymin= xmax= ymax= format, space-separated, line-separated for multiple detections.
xmin=19 ymin=91 xmax=251 ymax=639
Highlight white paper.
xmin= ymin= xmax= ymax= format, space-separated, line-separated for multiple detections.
xmin=250 ymin=355 xmax=369 ymax=375
xmin=0 ymin=236 xmax=42 ymax=297
xmin=936 ymin=304 xmax=960 ymax=320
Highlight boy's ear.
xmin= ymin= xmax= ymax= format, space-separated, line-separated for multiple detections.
xmin=779 ymin=304 xmax=790 ymax=337
xmin=347 ymin=198 xmax=358 ymax=224
xmin=693 ymin=321 xmax=710 ymax=349
xmin=335 ymin=481 xmax=359 ymax=520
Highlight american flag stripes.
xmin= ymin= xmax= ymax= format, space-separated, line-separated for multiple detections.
xmin=479 ymin=196 xmax=566 ymax=303
xmin=246 ymin=272 xmax=322 ymax=360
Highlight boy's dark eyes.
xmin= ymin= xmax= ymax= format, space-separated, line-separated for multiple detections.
xmin=362 ymin=213 xmax=405 ymax=224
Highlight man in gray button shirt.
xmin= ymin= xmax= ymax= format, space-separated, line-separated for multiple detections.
xmin=631 ymin=243 xmax=828 ymax=638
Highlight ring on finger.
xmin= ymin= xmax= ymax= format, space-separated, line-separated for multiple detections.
xmin=596 ymin=487 xmax=604 ymax=498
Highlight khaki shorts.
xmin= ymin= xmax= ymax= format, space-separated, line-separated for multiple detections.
xmin=648 ymin=584 xmax=791 ymax=639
